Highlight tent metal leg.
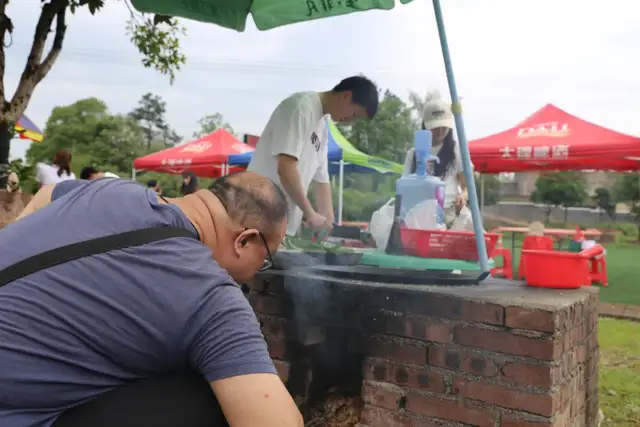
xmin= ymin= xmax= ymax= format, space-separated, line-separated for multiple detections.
xmin=432 ymin=0 xmax=490 ymax=276
xmin=338 ymin=160 xmax=344 ymax=225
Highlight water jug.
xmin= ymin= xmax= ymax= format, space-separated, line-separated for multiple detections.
xmin=396 ymin=130 xmax=446 ymax=228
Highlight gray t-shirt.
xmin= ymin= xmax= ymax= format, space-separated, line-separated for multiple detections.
xmin=0 ymin=179 xmax=275 ymax=427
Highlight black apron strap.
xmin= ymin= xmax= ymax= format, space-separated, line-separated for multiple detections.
xmin=0 ymin=227 xmax=197 ymax=287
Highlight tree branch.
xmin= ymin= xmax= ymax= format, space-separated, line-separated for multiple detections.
xmin=9 ymin=0 xmax=68 ymax=120
xmin=0 ymin=0 xmax=13 ymax=116
xmin=35 ymin=3 xmax=67 ymax=83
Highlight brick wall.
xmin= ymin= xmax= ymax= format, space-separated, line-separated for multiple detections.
xmin=245 ymin=272 xmax=600 ymax=427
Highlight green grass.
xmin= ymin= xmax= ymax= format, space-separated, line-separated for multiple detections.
xmin=598 ymin=242 xmax=640 ymax=306
xmin=496 ymin=232 xmax=640 ymax=306
xmin=599 ymin=318 xmax=640 ymax=427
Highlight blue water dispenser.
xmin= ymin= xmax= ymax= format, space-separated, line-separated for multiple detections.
xmin=396 ymin=130 xmax=446 ymax=226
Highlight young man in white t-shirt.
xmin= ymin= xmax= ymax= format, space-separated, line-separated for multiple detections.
xmin=248 ymin=76 xmax=379 ymax=236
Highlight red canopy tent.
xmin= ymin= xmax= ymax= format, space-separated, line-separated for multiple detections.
xmin=470 ymin=104 xmax=640 ymax=173
xmin=133 ymin=129 xmax=254 ymax=178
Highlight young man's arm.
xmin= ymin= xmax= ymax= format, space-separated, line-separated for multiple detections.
xmin=312 ymin=148 xmax=333 ymax=224
xmin=277 ymin=155 xmax=315 ymax=219
xmin=189 ymin=287 xmax=303 ymax=427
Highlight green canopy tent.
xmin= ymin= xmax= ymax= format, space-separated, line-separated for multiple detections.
xmin=326 ymin=119 xmax=403 ymax=224
xmin=131 ymin=0 xmax=490 ymax=276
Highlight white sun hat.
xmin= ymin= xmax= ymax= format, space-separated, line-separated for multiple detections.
xmin=422 ymin=97 xmax=454 ymax=130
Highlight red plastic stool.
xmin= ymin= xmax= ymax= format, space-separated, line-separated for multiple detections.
xmin=518 ymin=235 xmax=554 ymax=280
xmin=490 ymin=238 xmax=513 ymax=280
xmin=587 ymin=247 xmax=608 ymax=287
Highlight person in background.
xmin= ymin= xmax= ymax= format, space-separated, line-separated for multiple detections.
xmin=4 ymin=171 xmax=301 ymax=427
xmin=146 ymin=179 xmax=162 ymax=195
xmin=403 ymin=95 xmax=468 ymax=227
xmin=35 ymin=149 xmax=75 ymax=186
xmin=180 ymin=170 xmax=198 ymax=195
xmin=248 ymin=75 xmax=379 ymax=237
xmin=79 ymin=167 xmax=119 ymax=180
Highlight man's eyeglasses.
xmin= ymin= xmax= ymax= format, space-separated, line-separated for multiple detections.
xmin=248 ymin=228 xmax=274 ymax=272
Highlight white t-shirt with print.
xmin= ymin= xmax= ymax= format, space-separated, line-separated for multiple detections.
xmin=35 ymin=163 xmax=76 ymax=185
xmin=248 ymin=91 xmax=329 ymax=236
xmin=402 ymin=143 xmax=466 ymax=209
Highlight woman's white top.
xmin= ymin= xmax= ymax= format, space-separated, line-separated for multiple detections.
xmin=35 ymin=163 xmax=76 ymax=185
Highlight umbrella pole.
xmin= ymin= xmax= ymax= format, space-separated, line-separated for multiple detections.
xmin=432 ymin=0 xmax=490 ymax=275
xmin=480 ymin=174 xmax=485 ymax=214
xmin=338 ymin=160 xmax=344 ymax=225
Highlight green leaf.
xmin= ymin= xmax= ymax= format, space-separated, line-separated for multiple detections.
xmin=126 ymin=17 xmax=187 ymax=84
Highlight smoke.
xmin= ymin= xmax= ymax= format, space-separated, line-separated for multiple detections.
xmin=275 ymin=251 xmax=330 ymax=346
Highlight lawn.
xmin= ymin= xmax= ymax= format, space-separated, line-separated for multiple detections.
xmin=497 ymin=233 xmax=640 ymax=306
xmin=599 ymin=318 xmax=640 ymax=427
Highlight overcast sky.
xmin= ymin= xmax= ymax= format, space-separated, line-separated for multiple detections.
xmin=7 ymin=0 xmax=640 ymax=160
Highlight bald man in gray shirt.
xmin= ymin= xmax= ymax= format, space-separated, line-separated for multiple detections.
xmin=0 ymin=173 xmax=302 ymax=427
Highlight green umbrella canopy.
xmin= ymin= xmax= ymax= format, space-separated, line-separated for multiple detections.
xmin=131 ymin=0 xmax=415 ymax=31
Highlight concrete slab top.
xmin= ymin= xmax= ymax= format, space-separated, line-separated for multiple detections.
xmin=260 ymin=271 xmax=598 ymax=311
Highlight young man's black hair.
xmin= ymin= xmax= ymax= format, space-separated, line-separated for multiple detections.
xmin=332 ymin=76 xmax=379 ymax=119
xmin=80 ymin=167 xmax=98 ymax=181
xmin=146 ymin=179 xmax=158 ymax=188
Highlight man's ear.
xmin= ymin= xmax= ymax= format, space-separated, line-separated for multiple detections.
xmin=234 ymin=229 xmax=260 ymax=252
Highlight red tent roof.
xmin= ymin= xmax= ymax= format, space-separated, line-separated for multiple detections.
xmin=133 ymin=129 xmax=254 ymax=178
xmin=469 ymin=104 xmax=640 ymax=173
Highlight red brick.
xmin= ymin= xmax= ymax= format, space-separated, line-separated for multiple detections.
xmin=502 ymin=404 xmax=570 ymax=427
xmin=273 ymin=360 xmax=290 ymax=383
xmin=428 ymin=346 xmax=499 ymax=377
xmin=424 ymin=322 xmax=452 ymax=343
xmin=361 ymin=381 xmax=404 ymax=411
xmin=454 ymin=326 xmax=559 ymax=360
xmin=502 ymin=362 xmax=554 ymax=388
xmin=405 ymin=392 xmax=496 ymax=427
xmin=462 ymin=300 xmax=505 ymax=325
xmin=365 ymin=312 xmax=451 ymax=343
xmin=246 ymin=276 xmax=269 ymax=292
xmin=505 ymin=307 xmax=558 ymax=333
xmin=368 ymin=336 xmax=427 ymax=365
xmin=362 ymin=358 xmax=445 ymax=393
xmin=361 ymin=405 xmax=441 ymax=427
xmin=248 ymin=292 xmax=289 ymax=316
xmin=500 ymin=416 xmax=552 ymax=427
xmin=451 ymin=378 xmax=557 ymax=416
xmin=266 ymin=339 xmax=287 ymax=359
xmin=259 ymin=315 xmax=288 ymax=340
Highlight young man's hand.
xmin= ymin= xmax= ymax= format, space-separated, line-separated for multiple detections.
xmin=304 ymin=210 xmax=329 ymax=230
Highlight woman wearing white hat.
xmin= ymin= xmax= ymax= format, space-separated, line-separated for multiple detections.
xmin=403 ymin=94 xmax=468 ymax=227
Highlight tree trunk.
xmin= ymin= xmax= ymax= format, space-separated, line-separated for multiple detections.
xmin=564 ymin=207 xmax=568 ymax=223
xmin=0 ymin=120 xmax=12 ymax=189
xmin=545 ymin=206 xmax=551 ymax=224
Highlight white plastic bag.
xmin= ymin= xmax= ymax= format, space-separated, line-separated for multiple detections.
xmin=449 ymin=206 xmax=474 ymax=232
xmin=404 ymin=199 xmax=443 ymax=231
xmin=369 ymin=198 xmax=395 ymax=250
